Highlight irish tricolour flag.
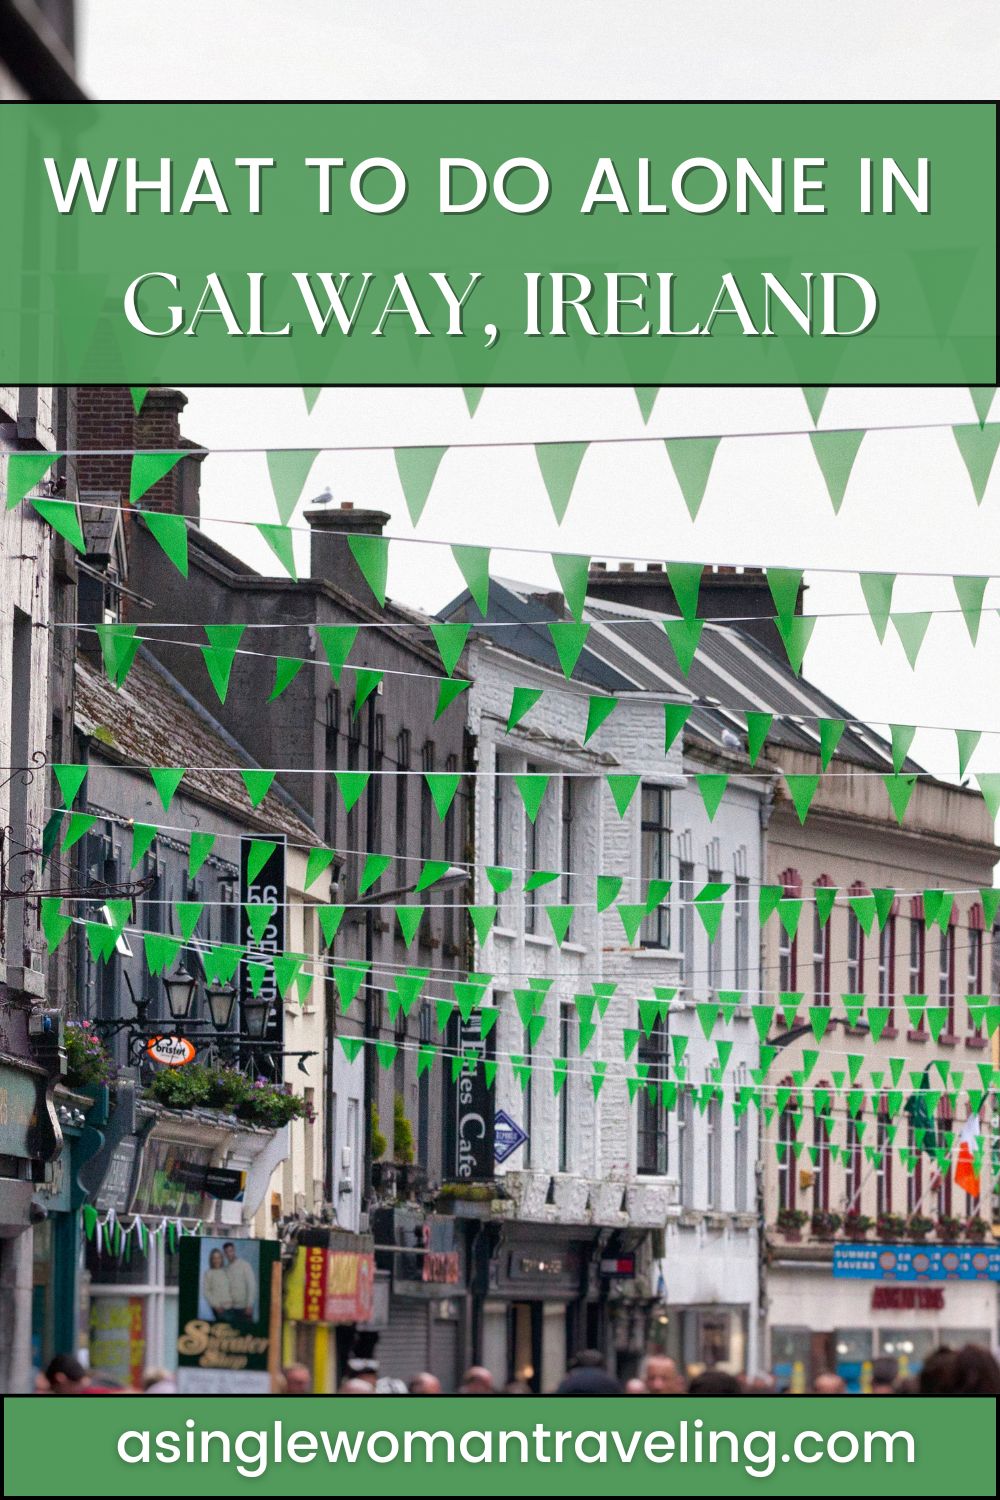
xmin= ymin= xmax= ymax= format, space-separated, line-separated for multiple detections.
xmin=954 ymin=1115 xmax=981 ymax=1198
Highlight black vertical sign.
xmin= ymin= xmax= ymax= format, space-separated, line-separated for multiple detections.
xmin=446 ymin=1008 xmax=495 ymax=1180
xmin=239 ymin=835 xmax=286 ymax=1052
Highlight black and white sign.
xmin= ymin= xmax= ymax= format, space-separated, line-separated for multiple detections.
xmin=239 ymin=834 xmax=285 ymax=1050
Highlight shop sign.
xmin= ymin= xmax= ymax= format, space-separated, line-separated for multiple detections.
xmin=239 ymin=836 xmax=285 ymax=1051
xmin=600 ymin=1253 xmax=636 ymax=1277
xmin=493 ymin=1109 xmax=527 ymax=1164
xmin=146 ymin=1034 xmax=196 ymax=1067
xmin=833 ymin=1242 xmax=1000 ymax=1282
xmin=448 ymin=1008 xmax=494 ymax=1179
xmin=166 ymin=1162 xmax=247 ymax=1200
xmin=0 ymin=1061 xmax=50 ymax=1161
xmin=284 ymin=1243 xmax=375 ymax=1324
xmin=872 ymin=1285 xmax=945 ymax=1310
xmin=89 ymin=1296 xmax=147 ymax=1389
xmin=177 ymin=1236 xmax=279 ymax=1372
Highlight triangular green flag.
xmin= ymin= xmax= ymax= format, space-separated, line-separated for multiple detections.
xmin=952 ymin=424 xmax=1000 ymax=504
xmin=849 ymin=895 xmax=877 ymax=936
xmin=976 ymin=773 xmax=1000 ymax=822
xmin=94 ymin=622 xmax=139 ymax=687
xmin=266 ymin=449 xmax=318 ymax=525
xmin=316 ymin=624 xmax=358 ymax=683
xmin=546 ymin=905 xmax=575 ymax=945
xmin=778 ymin=899 xmax=803 ymax=939
xmin=661 ymin=702 xmax=691 ymax=755
xmin=270 ymin=656 xmax=305 ymax=701
xmin=348 ymin=533 xmax=389 ymax=606
xmin=618 ymin=904 xmax=647 ymax=944
xmin=358 ymin=852 xmax=392 ymax=894
xmin=666 ymin=562 xmax=703 ymax=622
xmin=955 ymin=729 xmax=981 ymax=779
xmin=435 ymin=678 xmax=470 ymax=719
xmin=5 ymin=451 xmax=59 ymax=509
xmin=429 ymin=621 xmax=469 ymax=677
xmin=240 ymin=769 xmax=275 ymax=808
xmin=507 ymin=686 xmax=543 ymax=732
xmin=451 ymin=544 xmax=490 ymax=614
xmin=424 ymin=772 xmax=461 ymax=821
xmin=201 ymin=624 xmax=245 ymax=703
xmin=305 ymin=847 xmax=336 ymax=890
xmin=694 ymin=891 xmax=726 ymax=942
xmin=351 ymin=667 xmax=383 ymax=719
xmin=775 ymin=615 xmax=815 ymax=674
xmin=173 ymin=900 xmax=202 ymax=941
xmin=485 ymin=866 xmax=513 ymax=893
xmin=815 ymin=885 xmax=838 ymax=926
xmin=52 ymin=763 xmax=87 ymax=808
xmin=256 ymin=523 xmax=298 ymax=580
xmin=130 ymin=822 xmax=157 ymax=869
xmin=953 ymin=575 xmax=988 ymax=644
xmin=395 ymin=446 xmax=447 ymax=526
xmin=891 ymin=612 xmax=932 ymax=668
xmin=889 ymin=724 xmax=916 ymax=775
xmin=759 ymin=885 xmax=783 ymax=923
xmin=140 ymin=510 xmax=189 ymax=576
xmin=859 ymin=572 xmax=895 ymax=643
xmin=335 ymin=770 xmax=370 ymax=813
xmin=246 ymin=840 xmax=277 ymax=883
xmin=767 ymin=568 xmax=803 ymax=629
xmin=467 ymin=905 xmax=496 ymax=947
xmin=979 ymin=888 xmax=1000 ymax=927
xmin=810 ymin=430 xmax=864 ymax=513
xmin=819 ymin=718 xmax=845 ymax=770
xmin=808 ymin=1005 xmax=832 ymax=1041
xmin=244 ymin=902 xmax=276 ymax=946
xmin=591 ymin=1062 xmax=608 ymax=1098
xmin=548 ymin=621 xmax=590 ymax=679
xmin=751 ymin=1005 xmax=775 ymax=1041
xmin=552 ymin=553 xmax=590 ymax=621
xmin=696 ymin=774 xmax=728 ymax=821
xmin=662 ymin=617 xmax=702 ymax=674
xmin=607 ymin=774 xmax=640 ymax=818
xmin=633 ymin=387 xmax=659 ymax=424
xmin=785 ymin=773 xmax=819 ymax=824
xmin=317 ymin=905 xmax=346 ymax=946
xmin=129 ymin=450 xmax=185 ymax=504
xmin=188 ymin=831 xmax=214 ymax=878
xmin=39 ymin=898 xmax=72 ymax=953
xmin=150 ymin=767 xmax=184 ymax=812
xmin=338 ymin=1036 xmax=364 ymax=1063
xmin=535 ymin=442 xmax=588 ymax=524
xmin=872 ymin=889 xmax=896 ymax=930
xmin=415 ymin=860 xmax=451 ymax=892
xmin=745 ymin=712 xmax=772 ymax=766
xmin=802 ymin=387 xmax=828 ymax=426
xmin=395 ymin=906 xmax=424 ymax=947
xmin=884 ymin=774 xmax=917 ymax=825
xmin=970 ymin=388 xmax=995 ymax=428
xmin=585 ymin=695 xmax=618 ymax=742
xmin=32 ymin=498 xmax=85 ymax=552
xmin=596 ymin=875 xmax=623 ymax=912
xmin=143 ymin=933 xmax=182 ymax=976
xmin=514 ymin=773 xmax=549 ymax=823
xmin=664 ymin=436 xmax=720 ymax=521
xmin=463 ymin=387 xmax=484 ymax=417
xmin=302 ymin=387 xmax=322 ymax=415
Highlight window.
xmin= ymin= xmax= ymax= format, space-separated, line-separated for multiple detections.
xmin=558 ymin=1000 xmax=574 ymax=1173
xmin=909 ymin=903 xmax=926 ymax=1033
xmin=733 ymin=1079 xmax=750 ymax=1211
xmin=967 ymin=910 xmax=984 ymax=1036
xmin=876 ymin=1107 xmax=893 ymax=1215
xmin=637 ymin=1019 xmax=668 ymax=1175
xmin=420 ymin=741 xmax=436 ymax=861
xmin=778 ymin=924 xmax=796 ymax=992
xmin=706 ymin=866 xmax=723 ymax=990
xmin=493 ymin=752 xmax=506 ymax=868
xmin=324 ymin=691 xmax=340 ymax=845
xmin=416 ymin=1007 xmax=431 ymax=1164
xmin=777 ymin=1107 xmax=796 ymax=1211
xmin=939 ymin=924 xmax=955 ymax=1033
xmin=734 ymin=876 xmax=749 ymax=989
xmin=847 ymin=910 xmax=863 ymax=992
xmin=813 ymin=1111 xmax=830 ymax=1211
xmin=845 ymin=1117 xmax=863 ymax=1211
xmin=640 ymin=785 xmax=671 ymax=948
xmin=679 ymin=861 xmax=695 ymax=983
xmin=522 ymin=1024 xmax=534 ymax=1168
xmin=906 ymin=1120 xmax=924 ymax=1215
xmin=561 ymin=777 xmax=574 ymax=917
xmin=443 ymin=752 xmax=459 ymax=950
xmin=524 ymin=761 xmax=542 ymax=935
xmin=878 ymin=915 xmax=896 ymax=1027
xmin=678 ymin=1090 xmax=695 ymax=1206
xmin=395 ymin=730 xmax=410 ymax=861
xmin=706 ymin=1097 xmax=721 ymax=1208
xmin=813 ymin=887 xmax=830 ymax=1005
xmin=936 ymin=1112 xmax=953 ymax=1216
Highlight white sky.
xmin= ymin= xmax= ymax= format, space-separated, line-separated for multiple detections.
xmin=75 ymin=3 xmax=1000 ymax=786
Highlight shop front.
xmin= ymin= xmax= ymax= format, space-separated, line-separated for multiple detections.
xmin=282 ymin=1228 xmax=376 ymax=1391
xmin=366 ymin=1205 xmax=469 ymax=1391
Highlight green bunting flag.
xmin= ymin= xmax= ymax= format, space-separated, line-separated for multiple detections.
xmin=338 ymin=1035 xmax=364 ymax=1063
xmin=256 ymin=523 xmax=298 ymax=579
xmin=173 ymin=901 xmax=202 ymax=941
xmin=759 ymin=885 xmax=783 ymax=923
xmin=359 ymin=852 xmax=392 ymax=894
xmin=335 ymin=770 xmax=370 ymax=813
xmin=451 ymin=544 xmax=491 ymax=614
xmin=144 ymin=933 xmax=181 ymax=975
xmin=524 ymin=870 xmax=559 ymax=892
xmin=596 ymin=875 xmax=623 ymax=912
xmin=546 ymin=905 xmax=575 ymax=945
xmin=5 ymin=451 xmax=60 ymax=509
xmin=815 ymin=885 xmax=838 ymax=926
xmin=585 ymin=695 xmax=618 ymax=742
xmin=246 ymin=840 xmax=277 ymax=883
xmin=395 ymin=446 xmax=447 ymax=526
xmin=316 ymin=625 xmax=358 ymax=683
xmin=979 ymin=888 xmax=1000 ymax=927
xmin=953 ymin=575 xmax=988 ymax=644
xmin=129 ymin=387 xmax=149 ymax=414
xmin=424 ymin=772 xmax=461 ymax=820
xmin=486 ymin=866 xmax=513 ymax=893
xmin=664 ymin=436 xmax=720 ymax=521
xmin=94 ymin=622 xmax=139 ymax=687
xmin=775 ymin=615 xmax=815 ymax=674
xmin=891 ymin=611 xmax=931 ymax=668
xmin=415 ymin=860 xmax=451 ymax=892
xmin=802 ymin=387 xmax=829 ymax=426
xmin=617 ymin=904 xmax=647 ymax=944
xmin=889 ymin=724 xmax=916 ymax=774
xmin=849 ymin=894 xmax=877 ymax=936
xmin=40 ymin=898 xmax=72 ymax=953
xmin=956 ymin=729 xmax=981 ymax=779
xmin=694 ymin=884 xmax=727 ymax=941
xmin=266 ymin=450 xmax=318 ymax=525
xmin=129 ymin=451 xmax=185 ymax=504
xmin=859 ymin=572 xmax=895 ymax=643
xmin=348 ymin=534 xmax=389 ymax=606
xmin=150 ymin=767 xmax=185 ymax=812
xmin=976 ymin=773 xmax=1000 ymax=822
xmin=140 ymin=510 xmax=189 ymax=576
xmin=552 ymin=553 xmax=590 ymax=621
xmin=969 ymin=388 xmax=995 ymax=428
xmin=429 ymin=621 xmax=469 ymax=677
xmin=240 ymin=769 xmax=275 ymax=808
xmin=819 ymin=718 xmax=845 ymax=770
xmin=269 ymin=656 xmax=305 ymax=701
xmin=666 ymin=561 xmax=703 ymax=622
xmin=745 ymin=711 xmax=772 ymax=766
xmin=463 ymin=387 xmax=484 ymax=418
xmin=303 ymin=387 xmax=322 ymax=415
xmin=696 ymin=774 xmax=728 ymax=821
xmin=318 ymin=905 xmax=346 ymax=946
xmin=785 ymin=773 xmax=819 ymax=824
xmin=32 ymin=498 xmax=85 ymax=552
xmin=633 ymin=387 xmax=659 ymax=425
xmin=130 ymin=822 xmax=157 ymax=868
xmin=202 ymin=624 xmax=245 ymax=702
xmin=514 ymin=773 xmax=550 ymax=823
xmin=607 ymin=774 xmax=640 ymax=818
xmin=548 ymin=620 xmax=590 ymax=678
xmin=507 ymin=686 xmax=543 ymax=732
xmin=810 ymin=430 xmax=864 ymax=513
xmin=662 ymin=617 xmax=703 ymax=675
xmin=352 ymin=667 xmax=383 ymax=719
xmin=535 ymin=442 xmax=588 ymax=524
xmin=244 ymin=903 xmax=276 ymax=945
xmin=663 ymin=702 xmax=691 ymax=754
xmin=467 ymin=905 xmax=497 ymax=947
xmin=305 ymin=847 xmax=336 ymax=890
xmin=188 ymin=831 xmax=215 ymax=878
xmin=435 ymin=678 xmax=470 ymax=719
xmin=884 ymin=773 xmax=917 ymax=825
xmin=952 ymin=424 xmax=1000 ymax=504
xmin=52 ymin=763 xmax=87 ymax=808
xmin=767 ymin=568 xmax=802 ymax=629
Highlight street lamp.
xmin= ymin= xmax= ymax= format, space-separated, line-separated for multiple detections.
xmin=205 ymin=980 xmax=237 ymax=1033
xmin=163 ymin=966 xmax=197 ymax=1024
xmin=242 ymin=993 xmax=273 ymax=1041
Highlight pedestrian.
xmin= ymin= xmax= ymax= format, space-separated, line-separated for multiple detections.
xmin=409 ymin=1372 xmax=442 ymax=1394
xmin=282 ymin=1363 xmax=312 ymax=1395
xmin=642 ymin=1354 xmax=687 ymax=1394
xmin=458 ymin=1365 xmax=495 ymax=1393
xmin=503 ymin=1379 xmax=532 ymax=1394
xmin=142 ymin=1367 xmax=178 ymax=1394
xmin=624 ymin=1378 xmax=648 ymax=1394
xmin=812 ymin=1371 xmax=846 ymax=1394
xmin=555 ymin=1365 xmax=623 ymax=1394
xmin=337 ymin=1378 xmax=374 ymax=1394
xmin=688 ymin=1370 xmax=742 ymax=1396
xmin=919 ymin=1344 xmax=1000 ymax=1396
xmin=868 ymin=1357 xmax=898 ymax=1394
xmin=43 ymin=1355 xmax=117 ymax=1395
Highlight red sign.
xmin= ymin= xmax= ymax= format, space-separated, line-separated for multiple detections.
xmin=324 ymin=1250 xmax=374 ymax=1323
xmin=871 ymin=1285 xmax=945 ymax=1310
xmin=146 ymin=1034 xmax=196 ymax=1067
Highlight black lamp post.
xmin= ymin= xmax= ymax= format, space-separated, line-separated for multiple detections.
xmin=242 ymin=993 xmax=273 ymax=1042
xmin=205 ymin=980 xmax=237 ymax=1033
xmin=162 ymin=966 xmax=197 ymax=1025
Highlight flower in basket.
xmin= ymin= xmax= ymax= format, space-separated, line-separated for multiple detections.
xmin=64 ymin=1020 xmax=116 ymax=1089
xmin=965 ymin=1217 xmax=990 ymax=1241
xmin=906 ymin=1214 xmax=935 ymax=1240
xmin=842 ymin=1210 xmax=873 ymax=1238
xmin=876 ymin=1212 xmax=907 ymax=1241
xmin=776 ymin=1207 xmax=809 ymax=1235
xmin=810 ymin=1209 xmax=842 ymax=1239
xmin=934 ymin=1214 xmax=963 ymax=1242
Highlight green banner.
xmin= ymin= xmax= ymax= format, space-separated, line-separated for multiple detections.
xmin=1 ymin=102 xmax=994 ymax=384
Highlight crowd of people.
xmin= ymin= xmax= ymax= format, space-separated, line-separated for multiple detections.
xmin=35 ymin=1342 xmax=1000 ymax=1396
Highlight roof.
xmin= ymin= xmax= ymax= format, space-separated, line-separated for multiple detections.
xmin=440 ymin=578 xmax=917 ymax=776
xmin=75 ymin=649 xmax=315 ymax=840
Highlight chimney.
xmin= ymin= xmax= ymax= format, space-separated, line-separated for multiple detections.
xmin=305 ymin=498 xmax=391 ymax=601
xmin=75 ymin=386 xmax=205 ymax=520
xmin=585 ymin=562 xmax=803 ymax=655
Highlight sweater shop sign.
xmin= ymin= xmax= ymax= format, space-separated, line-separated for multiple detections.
xmin=177 ymin=1235 xmax=278 ymax=1373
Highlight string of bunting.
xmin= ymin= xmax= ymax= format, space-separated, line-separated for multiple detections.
xmin=80 ymin=1204 xmax=201 ymax=1257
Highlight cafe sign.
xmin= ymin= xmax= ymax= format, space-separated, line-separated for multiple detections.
xmin=146 ymin=1034 xmax=196 ymax=1067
